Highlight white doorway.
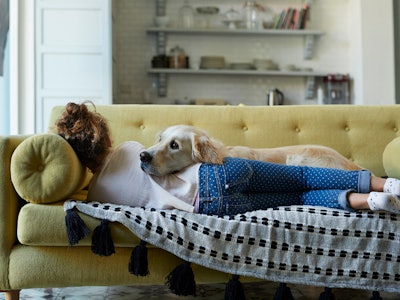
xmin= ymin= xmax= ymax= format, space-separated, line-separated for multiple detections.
xmin=35 ymin=0 xmax=112 ymax=133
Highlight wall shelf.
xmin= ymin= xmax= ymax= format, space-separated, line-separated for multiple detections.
xmin=148 ymin=68 xmax=327 ymax=77
xmin=148 ymin=68 xmax=327 ymax=99
xmin=147 ymin=27 xmax=324 ymax=60
xmin=146 ymin=27 xmax=324 ymax=36
xmin=147 ymin=0 xmax=327 ymax=102
xmin=147 ymin=26 xmax=325 ymax=98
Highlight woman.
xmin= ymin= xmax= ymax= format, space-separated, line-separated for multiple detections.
xmin=56 ymin=101 xmax=400 ymax=216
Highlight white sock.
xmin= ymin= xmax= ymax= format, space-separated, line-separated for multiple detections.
xmin=367 ymin=192 xmax=400 ymax=214
xmin=383 ymin=178 xmax=400 ymax=196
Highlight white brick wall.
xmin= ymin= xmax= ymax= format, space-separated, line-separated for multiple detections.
xmin=113 ymin=0 xmax=351 ymax=105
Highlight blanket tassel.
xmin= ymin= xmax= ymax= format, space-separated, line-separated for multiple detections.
xmin=166 ymin=261 xmax=196 ymax=296
xmin=273 ymin=283 xmax=294 ymax=300
xmin=224 ymin=274 xmax=245 ymax=300
xmin=65 ymin=209 xmax=90 ymax=245
xmin=91 ymin=219 xmax=115 ymax=256
xmin=370 ymin=291 xmax=382 ymax=300
xmin=319 ymin=287 xmax=335 ymax=300
xmin=128 ymin=240 xmax=149 ymax=276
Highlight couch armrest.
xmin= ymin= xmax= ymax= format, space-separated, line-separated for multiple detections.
xmin=0 ymin=135 xmax=30 ymax=290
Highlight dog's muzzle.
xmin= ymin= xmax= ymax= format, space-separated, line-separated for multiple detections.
xmin=140 ymin=151 xmax=152 ymax=163
xmin=140 ymin=151 xmax=154 ymax=174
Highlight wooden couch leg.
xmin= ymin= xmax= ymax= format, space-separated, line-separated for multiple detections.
xmin=3 ymin=290 xmax=20 ymax=300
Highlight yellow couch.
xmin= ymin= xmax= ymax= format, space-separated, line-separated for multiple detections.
xmin=2 ymin=104 xmax=400 ymax=299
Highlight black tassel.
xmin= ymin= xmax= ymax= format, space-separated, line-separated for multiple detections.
xmin=370 ymin=291 xmax=383 ymax=300
xmin=165 ymin=261 xmax=196 ymax=296
xmin=273 ymin=283 xmax=294 ymax=300
xmin=65 ymin=209 xmax=90 ymax=245
xmin=128 ymin=240 xmax=149 ymax=276
xmin=224 ymin=275 xmax=246 ymax=300
xmin=91 ymin=219 xmax=115 ymax=256
xmin=319 ymin=287 xmax=335 ymax=300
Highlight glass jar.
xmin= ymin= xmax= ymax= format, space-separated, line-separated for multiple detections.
xmin=243 ymin=1 xmax=260 ymax=29
xmin=178 ymin=0 xmax=195 ymax=29
xmin=169 ymin=46 xmax=188 ymax=69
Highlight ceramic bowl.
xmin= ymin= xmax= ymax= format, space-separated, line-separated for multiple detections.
xmin=154 ymin=16 xmax=169 ymax=27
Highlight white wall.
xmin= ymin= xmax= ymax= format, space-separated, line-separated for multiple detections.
xmin=9 ymin=0 xmax=35 ymax=135
xmin=348 ymin=0 xmax=395 ymax=105
xmin=113 ymin=0 xmax=396 ymax=106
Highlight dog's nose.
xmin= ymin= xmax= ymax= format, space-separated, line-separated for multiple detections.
xmin=140 ymin=151 xmax=152 ymax=162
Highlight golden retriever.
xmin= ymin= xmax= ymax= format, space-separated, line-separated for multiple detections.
xmin=139 ymin=125 xmax=363 ymax=176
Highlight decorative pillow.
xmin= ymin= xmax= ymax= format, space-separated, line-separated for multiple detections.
xmin=383 ymin=136 xmax=400 ymax=178
xmin=11 ymin=134 xmax=92 ymax=204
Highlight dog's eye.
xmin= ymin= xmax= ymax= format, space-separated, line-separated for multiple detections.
xmin=170 ymin=141 xmax=179 ymax=150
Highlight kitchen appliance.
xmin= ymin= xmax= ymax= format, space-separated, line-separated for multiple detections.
xmin=323 ymin=74 xmax=350 ymax=104
xmin=267 ymin=88 xmax=284 ymax=105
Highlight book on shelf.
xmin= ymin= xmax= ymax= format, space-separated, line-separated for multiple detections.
xmin=274 ymin=4 xmax=310 ymax=30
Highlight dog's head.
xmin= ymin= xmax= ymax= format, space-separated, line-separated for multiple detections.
xmin=140 ymin=125 xmax=225 ymax=176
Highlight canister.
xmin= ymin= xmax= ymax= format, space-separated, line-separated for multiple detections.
xmin=323 ymin=74 xmax=350 ymax=104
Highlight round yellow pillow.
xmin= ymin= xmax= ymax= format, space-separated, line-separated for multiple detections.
xmin=11 ymin=134 xmax=92 ymax=204
xmin=383 ymin=136 xmax=400 ymax=178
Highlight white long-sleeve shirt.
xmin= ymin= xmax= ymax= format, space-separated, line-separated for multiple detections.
xmin=87 ymin=141 xmax=200 ymax=212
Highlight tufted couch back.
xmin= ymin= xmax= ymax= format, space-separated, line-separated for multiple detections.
xmin=49 ymin=104 xmax=400 ymax=177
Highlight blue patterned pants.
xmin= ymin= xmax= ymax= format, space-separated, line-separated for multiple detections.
xmin=198 ymin=157 xmax=371 ymax=216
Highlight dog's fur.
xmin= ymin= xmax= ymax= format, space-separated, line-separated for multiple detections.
xmin=140 ymin=125 xmax=363 ymax=176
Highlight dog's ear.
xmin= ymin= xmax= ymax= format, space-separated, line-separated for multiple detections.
xmin=191 ymin=134 xmax=225 ymax=164
xmin=154 ymin=128 xmax=167 ymax=144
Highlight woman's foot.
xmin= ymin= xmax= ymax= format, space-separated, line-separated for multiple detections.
xmin=383 ymin=178 xmax=400 ymax=196
xmin=367 ymin=192 xmax=400 ymax=214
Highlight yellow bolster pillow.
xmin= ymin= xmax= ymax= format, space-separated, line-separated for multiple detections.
xmin=11 ymin=134 xmax=92 ymax=204
xmin=383 ymin=136 xmax=400 ymax=179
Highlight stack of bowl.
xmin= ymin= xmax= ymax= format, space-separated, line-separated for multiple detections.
xmin=253 ymin=59 xmax=280 ymax=71
xmin=200 ymin=56 xmax=226 ymax=69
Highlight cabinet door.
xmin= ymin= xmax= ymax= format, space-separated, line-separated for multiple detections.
xmin=35 ymin=0 xmax=112 ymax=133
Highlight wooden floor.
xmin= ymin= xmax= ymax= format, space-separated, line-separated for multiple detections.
xmin=1 ymin=282 xmax=400 ymax=300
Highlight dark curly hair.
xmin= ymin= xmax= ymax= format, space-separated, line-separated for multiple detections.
xmin=55 ymin=101 xmax=111 ymax=172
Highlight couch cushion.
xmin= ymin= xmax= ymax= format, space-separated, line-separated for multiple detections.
xmin=383 ymin=136 xmax=400 ymax=178
xmin=17 ymin=192 xmax=142 ymax=247
xmin=49 ymin=104 xmax=400 ymax=177
xmin=11 ymin=134 xmax=92 ymax=204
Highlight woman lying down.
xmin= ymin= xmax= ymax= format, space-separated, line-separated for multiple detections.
xmin=56 ymin=101 xmax=400 ymax=216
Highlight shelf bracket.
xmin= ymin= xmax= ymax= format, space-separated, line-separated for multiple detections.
xmin=156 ymin=31 xmax=166 ymax=55
xmin=157 ymin=73 xmax=167 ymax=97
xmin=154 ymin=0 xmax=167 ymax=96
xmin=305 ymin=76 xmax=315 ymax=99
xmin=155 ymin=0 xmax=166 ymax=17
xmin=303 ymin=35 xmax=315 ymax=60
